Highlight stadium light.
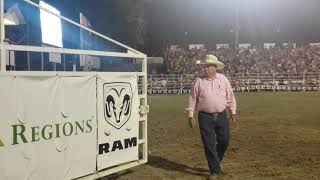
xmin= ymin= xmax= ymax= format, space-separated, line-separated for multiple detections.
xmin=39 ymin=1 xmax=63 ymax=47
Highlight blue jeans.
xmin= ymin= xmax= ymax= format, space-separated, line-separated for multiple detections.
xmin=198 ymin=111 xmax=230 ymax=174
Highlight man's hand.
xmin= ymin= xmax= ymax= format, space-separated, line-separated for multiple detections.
xmin=188 ymin=117 xmax=196 ymax=128
xmin=230 ymin=114 xmax=237 ymax=123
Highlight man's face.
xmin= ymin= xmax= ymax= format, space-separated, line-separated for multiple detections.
xmin=205 ymin=64 xmax=217 ymax=76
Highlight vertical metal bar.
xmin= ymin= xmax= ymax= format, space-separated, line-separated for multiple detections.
xmin=142 ymin=55 xmax=148 ymax=162
xmin=27 ymin=52 xmax=30 ymax=71
xmin=0 ymin=0 xmax=5 ymax=72
xmin=273 ymin=73 xmax=275 ymax=92
xmin=247 ymin=74 xmax=250 ymax=92
xmin=303 ymin=72 xmax=306 ymax=92
xmin=150 ymin=74 xmax=153 ymax=94
xmin=63 ymin=54 xmax=66 ymax=71
xmin=257 ymin=73 xmax=260 ymax=92
xmin=180 ymin=74 xmax=183 ymax=93
xmin=288 ymin=73 xmax=290 ymax=91
xmin=318 ymin=73 xmax=320 ymax=91
xmin=41 ymin=52 xmax=44 ymax=71
xmin=235 ymin=6 xmax=239 ymax=49
xmin=241 ymin=73 xmax=244 ymax=93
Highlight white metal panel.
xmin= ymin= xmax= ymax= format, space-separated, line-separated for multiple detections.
xmin=96 ymin=75 xmax=140 ymax=170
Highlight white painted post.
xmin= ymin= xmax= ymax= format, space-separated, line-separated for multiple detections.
xmin=318 ymin=73 xmax=320 ymax=91
xmin=303 ymin=72 xmax=306 ymax=92
xmin=0 ymin=0 xmax=5 ymax=72
xmin=140 ymin=55 xmax=148 ymax=163
xmin=242 ymin=73 xmax=244 ymax=93
xmin=180 ymin=74 xmax=183 ymax=93
xmin=273 ymin=73 xmax=275 ymax=92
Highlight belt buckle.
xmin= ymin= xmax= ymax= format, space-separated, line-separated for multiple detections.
xmin=212 ymin=113 xmax=218 ymax=118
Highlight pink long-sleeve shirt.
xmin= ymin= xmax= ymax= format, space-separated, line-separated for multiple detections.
xmin=186 ymin=73 xmax=237 ymax=118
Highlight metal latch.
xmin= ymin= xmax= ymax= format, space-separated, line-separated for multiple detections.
xmin=139 ymin=105 xmax=149 ymax=115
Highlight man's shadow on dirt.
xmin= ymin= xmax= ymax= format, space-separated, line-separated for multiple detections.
xmin=147 ymin=155 xmax=208 ymax=177
xmin=101 ymin=155 xmax=208 ymax=179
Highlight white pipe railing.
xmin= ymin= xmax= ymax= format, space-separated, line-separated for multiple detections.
xmin=146 ymin=73 xmax=320 ymax=93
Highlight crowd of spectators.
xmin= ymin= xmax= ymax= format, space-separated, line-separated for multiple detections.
xmin=164 ymin=45 xmax=320 ymax=75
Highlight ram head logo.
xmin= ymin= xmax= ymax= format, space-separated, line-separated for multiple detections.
xmin=104 ymin=83 xmax=133 ymax=129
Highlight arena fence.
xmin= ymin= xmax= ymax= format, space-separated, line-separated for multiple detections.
xmin=147 ymin=73 xmax=320 ymax=94
xmin=0 ymin=0 xmax=148 ymax=179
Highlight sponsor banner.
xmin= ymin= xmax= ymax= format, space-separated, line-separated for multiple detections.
xmin=216 ymin=44 xmax=228 ymax=50
xmin=310 ymin=43 xmax=320 ymax=47
xmin=239 ymin=43 xmax=251 ymax=49
xmin=97 ymin=75 xmax=139 ymax=170
xmin=170 ymin=45 xmax=179 ymax=50
xmin=283 ymin=43 xmax=296 ymax=48
xmin=264 ymin=43 xmax=276 ymax=49
xmin=0 ymin=76 xmax=97 ymax=180
xmin=49 ymin=52 xmax=62 ymax=63
xmin=189 ymin=44 xmax=204 ymax=50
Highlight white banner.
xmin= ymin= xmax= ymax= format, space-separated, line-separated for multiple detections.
xmin=49 ymin=52 xmax=62 ymax=63
xmin=170 ymin=45 xmax=179 ymax=51
xmin=97 ymin=75 xmax=139 ymax=170
xmin=283 ymin=43 xmax=296 ymax=48
xmin=264 ymin=43 xmax=276 ymax=49
xmin=216 ymin=44 xmax=228 ymax=50
xmin=0 ymin=76 xmax=97 ymax=180
xmin=310 ymin=42 xmax=320 ymax=47
xmin=239 ymin=43 xmax=251 ymax=49
xmin=189 ymin=44 xmax=204 ymax=50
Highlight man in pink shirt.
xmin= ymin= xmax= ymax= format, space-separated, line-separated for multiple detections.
xmin=186 ymin=54 xmax=237 ymax=179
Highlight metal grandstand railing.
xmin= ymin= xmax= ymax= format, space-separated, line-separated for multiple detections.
xmin=146 ymin=72 xmax=320 ymax=94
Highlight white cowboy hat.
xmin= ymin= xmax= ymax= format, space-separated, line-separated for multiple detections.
xmin=199 ymin=54 xmax=225 ymax=70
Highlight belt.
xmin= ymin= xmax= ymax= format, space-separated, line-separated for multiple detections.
xmin=199 ymin=110 xmax=225 ymax=116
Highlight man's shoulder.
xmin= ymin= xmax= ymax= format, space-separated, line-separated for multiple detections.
xmin=194 ymin=77 xmax=202 ymax=82
xmin=217 ymin=73 xmax=228 ymax=79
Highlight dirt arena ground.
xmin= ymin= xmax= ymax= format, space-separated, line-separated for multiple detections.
xmin=105 ymin=92 xmax=320 ymax=180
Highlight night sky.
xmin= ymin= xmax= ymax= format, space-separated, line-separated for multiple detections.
xmin=11 ymin=0 xmax=320 ymax=55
